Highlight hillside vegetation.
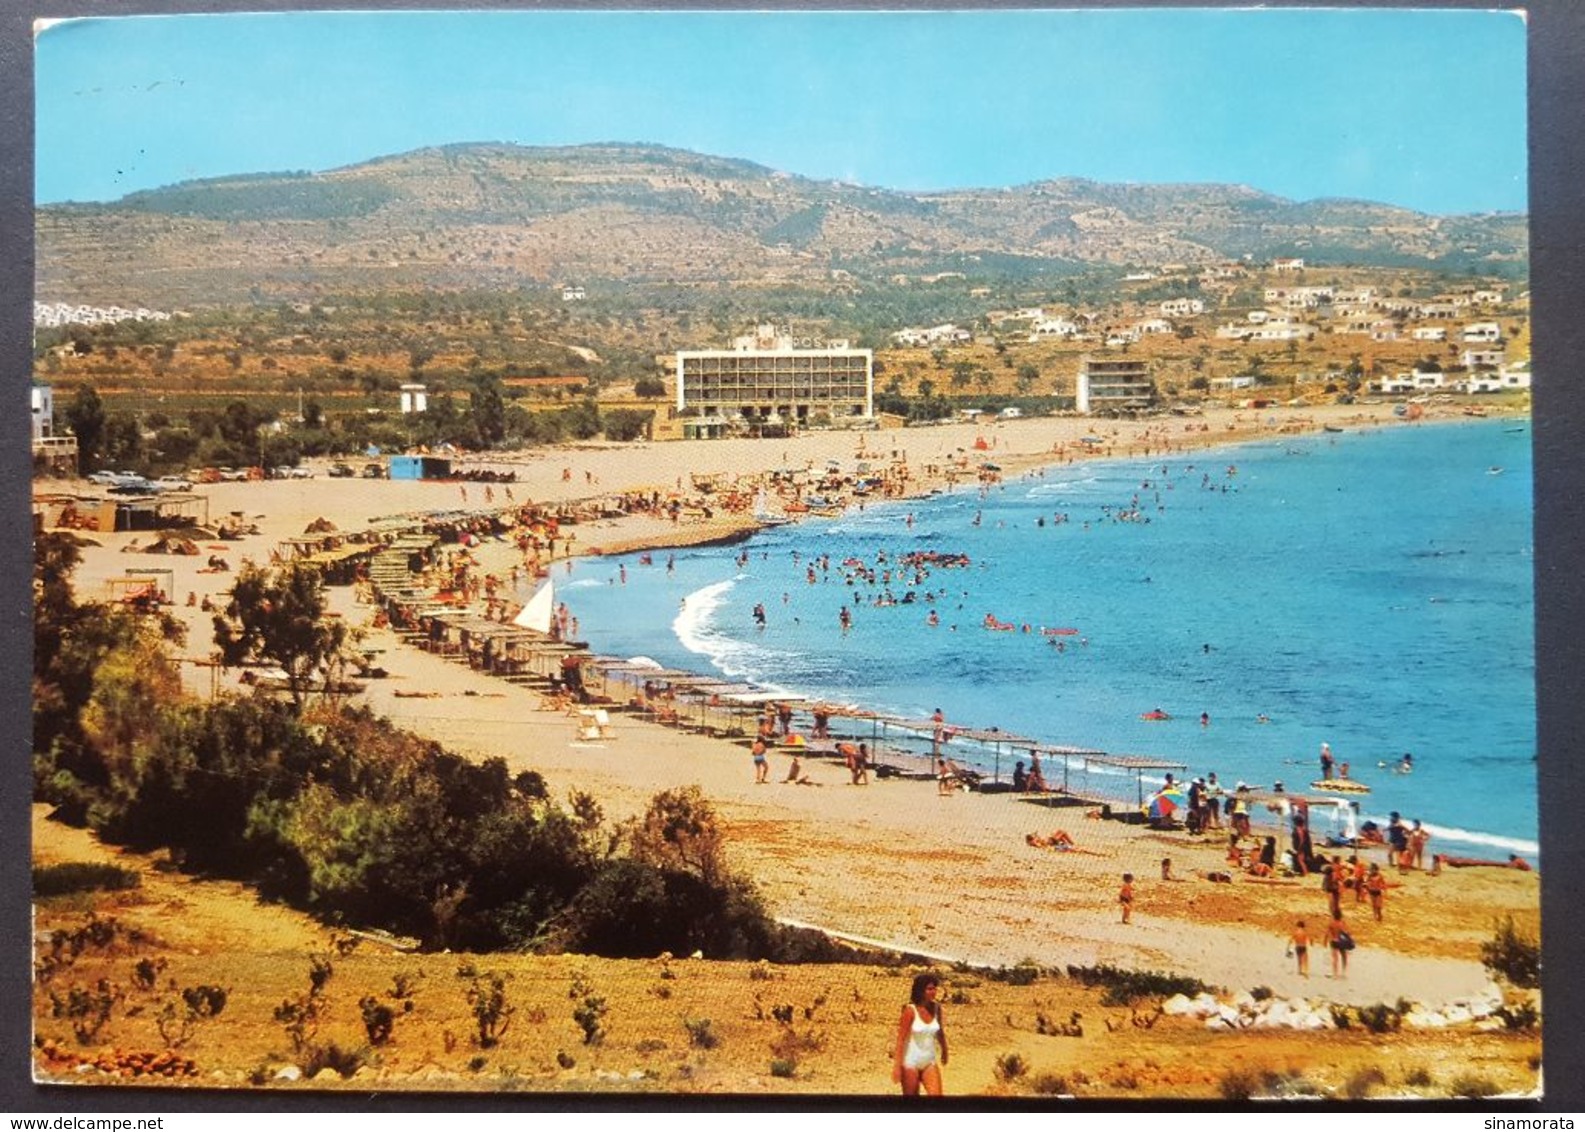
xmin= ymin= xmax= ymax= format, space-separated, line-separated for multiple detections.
xmin=37 ymin=142 xmax=1527 ymax=308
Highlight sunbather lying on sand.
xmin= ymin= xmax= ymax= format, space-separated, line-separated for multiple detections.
xmin=1026 ymin=829 xmax=1076 ymax=850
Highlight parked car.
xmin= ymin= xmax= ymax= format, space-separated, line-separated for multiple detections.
xmin=107 ymin=477 xmax=157 ymax=495
xmin=218 ymin=467 xmax=250 ymax=482
xmin=288 ymin=466 xmax=313 ymax=479
xmin=154 ymin=475 xmax=194 ymax=491
xmin=89 ymin=470 xmax=149 ymax=488
xmin=361 ymin=463 xmax=387 ymax=479
xmin=327 ymin=463 xmax=355 ymax=478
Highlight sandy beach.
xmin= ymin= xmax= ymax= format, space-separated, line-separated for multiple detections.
xmin=43 ymin=402 xmax=1538 ymax=1014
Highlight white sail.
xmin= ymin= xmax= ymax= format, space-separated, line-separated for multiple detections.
xmin=514 ymin=579 xmax=555 ymax=633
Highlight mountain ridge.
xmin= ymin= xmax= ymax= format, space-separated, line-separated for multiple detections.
xmin=36 ymin=141 xmax=1527 ymax=307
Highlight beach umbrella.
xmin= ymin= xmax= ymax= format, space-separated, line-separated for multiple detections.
xmin=1144 ymin=786 xmax=1188 ymax=821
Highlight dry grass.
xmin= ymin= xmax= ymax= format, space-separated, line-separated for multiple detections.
xmin=31 ymin=809 xmax=1541 ymax=1098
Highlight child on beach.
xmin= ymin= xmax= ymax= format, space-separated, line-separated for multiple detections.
xmin=1291 ymin=920 xmax=1310 ymax=978
xmin=1119 ymin=873 xmax=1135 ymax=924
xmin=751 ymin=737 xmax=769 ymax=784
xmin=1366 ymin=863 xmax=1387 ymax=921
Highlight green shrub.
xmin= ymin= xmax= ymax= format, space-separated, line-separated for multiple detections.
xmin=360 ymin=995 xmax=396 ymax=1045
xmin=994 ymin=1051 xmax=1029 ymax=1082
xmin=768 ymin=1023 xmax=825 ymax=1076
xmin=467 ymin=974 xmax=514 ymax=1048
xmin=33 ymin=862 xmax=140 ymax=897
xmin=683 ymin=1017 xmax=720 ymax=1050
xmin=1344 ymin=1065 xmax=1387 ymax=1100
xmin=131 ymin=956 xmax=166 ymax=991
xmin=50 ymin=979 xmax=121 ymax=1044
xmin=1029 ymin=1071 xmax=1070 ymax=1096
xmin=1494 ymin=1001 xmax=1539 ymax=1031
xmin=558 ymin=858 xmax=776 ymax=960
xmin=989 ymin=961 xmax=1042 ymax=987
xmin=1403 ymin=1066 xmax=1434 ymax=1087
xmin=1357 ymin=1002 xmax=1402 ymax=1034
xmin=1481 ymin=916 xmax=1540 ymax=989
xmin=1449 ymin=1073 xmax=1502 ymax=1098
xmin=572 ymin=992 xmax=607 ymax=1047
xmin=1065 ymin=963 xmax=1210 ymax=1004
xmin=300 ymin=1041 xmax=366 ymax=1080
xmin=157 ymin=985 xmax=226 ymax=1049
xmin=1218 ymin=1066 xmax=1263 ymax=1101
xmin=769 ymin=1058 xmax=797 ymax=1078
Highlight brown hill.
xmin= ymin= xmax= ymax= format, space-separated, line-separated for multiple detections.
xmin=35 ymin=143 xmax=1528 ymax=308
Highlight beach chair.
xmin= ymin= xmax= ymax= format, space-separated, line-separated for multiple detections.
xmin=576 ymin=708 xmax=615 ymax=742
xmin=938 ymin=759 xmax=980 ymax=793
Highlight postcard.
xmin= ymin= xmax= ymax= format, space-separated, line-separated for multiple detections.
xmin=27 ymin=7 xmax=1540 ymax=1102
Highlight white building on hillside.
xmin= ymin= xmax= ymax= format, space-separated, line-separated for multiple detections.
xmin=678 ymin=324 xmax=873 ymax=430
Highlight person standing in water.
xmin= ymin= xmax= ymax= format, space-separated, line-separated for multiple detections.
xmin=892 ymin=974 xmax=949 ymax=1096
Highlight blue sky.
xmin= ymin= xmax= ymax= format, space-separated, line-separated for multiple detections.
xmin=35 ymin=8 xmax=1528 ymax=215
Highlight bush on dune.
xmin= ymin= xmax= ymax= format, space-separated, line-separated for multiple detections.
xmin=32 ymin=549 xmax=792 ymax=962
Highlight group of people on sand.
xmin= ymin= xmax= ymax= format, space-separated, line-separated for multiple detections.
xmin=1289 ymin=913 xmax=1356 ymax=979
xmin=749 ymin=733 xmax=871 ymax=787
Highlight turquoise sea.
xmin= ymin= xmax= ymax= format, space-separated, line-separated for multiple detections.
xmin=561 ymin=419 xmax=1537 ymax=860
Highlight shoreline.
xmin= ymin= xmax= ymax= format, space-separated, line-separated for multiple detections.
xmin=35 ymin=403 xmax=1539 ymax=1012
xmin=537 ymin=409 xmax=1536 ymax=854
xmin=467 ymin=402 xmax=1512 ymax=561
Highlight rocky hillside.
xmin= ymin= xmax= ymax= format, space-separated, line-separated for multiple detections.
xmin=35 ymin=142 xmax=1529 ymax=307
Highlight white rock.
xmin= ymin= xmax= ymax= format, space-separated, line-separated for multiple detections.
xmin=1232 ymin=991 xmax=1256 ymax=1010
xmin=274 ymin=1065 xmax=302 ymax=1081
xmin=312 ymin=1068 xmax=341 ymax=1083
xmin=1444 ymin=1005 xmax=1473 ymax=1025
xmin=1264 ymin=1000 xmax=1292 ymax=1027
xmin=1161 ymin=994 xmax=1196 ymax=1016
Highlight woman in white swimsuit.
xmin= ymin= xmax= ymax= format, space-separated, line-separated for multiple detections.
xmin=892 ymin=973 xmax=949 ymax=1095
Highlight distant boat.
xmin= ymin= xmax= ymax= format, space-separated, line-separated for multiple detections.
xmin=1323 ymin=425 xmax=1344 ymax=433
xmin=514 ymin=579 xmax=555 ymax=633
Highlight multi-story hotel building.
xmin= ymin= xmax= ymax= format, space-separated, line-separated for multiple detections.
xmin=1076 ymin=356 xmax=1155 ymax=414
xmin=675 ymin=324 xmax=873 ymax=434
